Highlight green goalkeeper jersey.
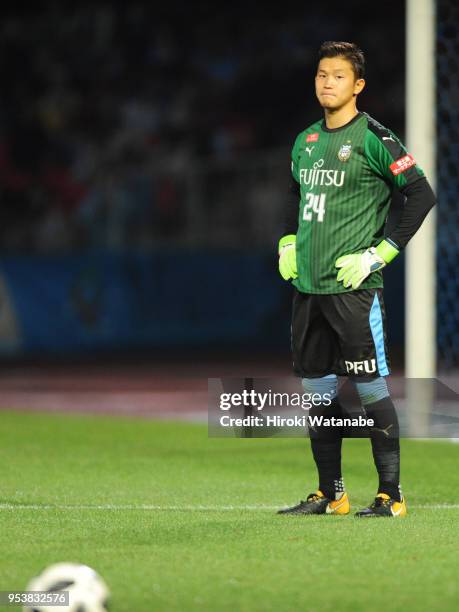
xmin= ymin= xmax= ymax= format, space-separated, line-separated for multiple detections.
xmin=291 ymin=111 xmax=424 ymax=294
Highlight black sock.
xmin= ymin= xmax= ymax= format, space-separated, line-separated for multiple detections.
xmin=309 ymin=398 xmax=344 ymax=500
xmin=363 ymin=396 xmax=401 ymax=502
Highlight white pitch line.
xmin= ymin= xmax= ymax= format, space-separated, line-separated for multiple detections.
xmin=1 ymin=503 xmax=459 ymax=511
xmin=0 ymin=504 xmax=279 ymax=511
xmin=411 ymin=504 xmax=459 ymax=509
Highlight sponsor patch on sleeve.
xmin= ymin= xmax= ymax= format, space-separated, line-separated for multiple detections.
xmin=306 ymin=132 xmax=319 ymax=143
xmin=389 ymin=154 xmax=416 ymax=176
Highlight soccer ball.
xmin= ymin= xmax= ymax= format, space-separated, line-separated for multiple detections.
xmin=23 ymin=562 xmax=110 ymax=612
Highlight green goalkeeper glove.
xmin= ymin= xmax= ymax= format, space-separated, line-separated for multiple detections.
xmin=278 ymin=234 xmax=298 ymax=281
xmin=335 ymin=239 xmax=399 ymax=290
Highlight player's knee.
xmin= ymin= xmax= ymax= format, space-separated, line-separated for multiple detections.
xmin=302 ymin=374 xmax=338 ymax=402
xmin=352 ymin=376 xmax=389 ymax=406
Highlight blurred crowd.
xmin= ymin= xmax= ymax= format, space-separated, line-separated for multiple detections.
xmin=0 ymin=3 xmax=405 ymax=252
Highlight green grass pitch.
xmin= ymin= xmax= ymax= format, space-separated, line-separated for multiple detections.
xmin=0 ymin=410 xmax=458 ymax=611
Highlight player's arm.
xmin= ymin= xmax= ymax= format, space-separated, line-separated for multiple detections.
xmin=365 ymin=122 xmax=436 ymax=250
xmin=278 ymin=134 xmax=303 ymax=281
xmin=278 ymin=178 xmax=299 ymax=280
xmin=282 ymin=178 xmax=300 ymax=236
xmin=336 ymin=124 xmax=436 ymax=289
xmin=385 ymin=174 xmax=436 ymax=249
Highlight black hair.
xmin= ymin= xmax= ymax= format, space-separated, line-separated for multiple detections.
xmin=318 ymin=41 xmax=365 ymax=80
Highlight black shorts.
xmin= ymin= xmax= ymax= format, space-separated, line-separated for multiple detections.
xmin=291 ymin=288 xmax=390 ymax=378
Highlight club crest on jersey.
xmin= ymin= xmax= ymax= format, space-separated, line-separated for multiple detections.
xmin=338 ymin=143 xmax=352 ymax=162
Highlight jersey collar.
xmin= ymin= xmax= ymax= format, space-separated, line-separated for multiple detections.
xmin=321 ymin=111 xmax=363 ymax=133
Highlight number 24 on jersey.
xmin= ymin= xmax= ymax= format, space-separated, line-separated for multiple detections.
xmin=303 ymin=193 xmax=326 ymax=222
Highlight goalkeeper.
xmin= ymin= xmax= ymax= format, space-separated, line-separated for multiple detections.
xmin=277 ymin=41 xmax=436 ymax=517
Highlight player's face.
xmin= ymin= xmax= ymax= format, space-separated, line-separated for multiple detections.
xmin=315 ymin=57 xmax=365 ymax=110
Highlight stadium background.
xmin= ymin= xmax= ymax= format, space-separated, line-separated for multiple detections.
xmin=0 ymin=1 xmax=411 ymax=364
xmin=1 ymin=2 xmax=458 ymax=611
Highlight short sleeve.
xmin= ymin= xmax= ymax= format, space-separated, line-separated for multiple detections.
xmin=364 ymin=125 xmax=425 ymax=191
